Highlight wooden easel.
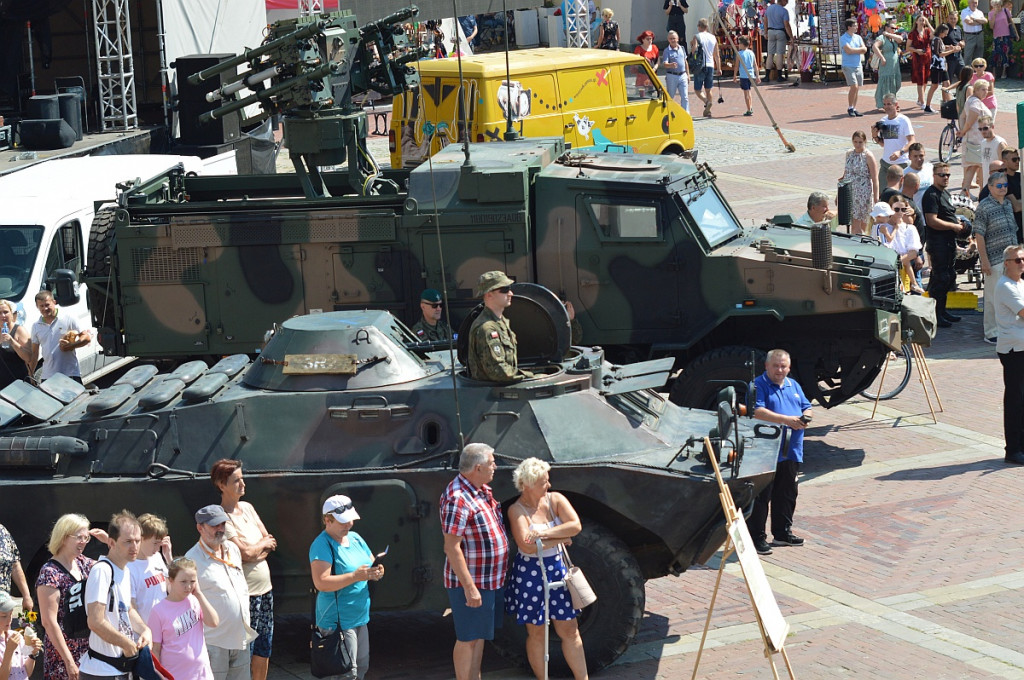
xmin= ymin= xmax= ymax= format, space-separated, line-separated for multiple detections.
xmin=869 ymin=340 xmax=943 ymax=423
xmin=690 ymin=438 xmax=797 ymax=680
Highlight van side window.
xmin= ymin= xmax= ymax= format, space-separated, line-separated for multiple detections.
xmin=588 ymin=201 xmax=660 ymax=240
xmin=623 ymin=64 xmax=654 ymax=102
xmin=44 ymin=220 xmax=83 ymax=278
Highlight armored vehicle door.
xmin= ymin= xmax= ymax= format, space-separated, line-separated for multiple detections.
xmin=572 ymin=193 xmax=681 ymax=330
xmin=41 ymin=219 xmax=95 ymax=372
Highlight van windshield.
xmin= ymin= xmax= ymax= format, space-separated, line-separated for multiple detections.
xmin=0 ymin=226 xmax=44 ymax=301
xmin=676 ymin=188 xmax=743 ymax=249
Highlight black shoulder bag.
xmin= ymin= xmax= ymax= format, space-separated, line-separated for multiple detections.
xmin=310 ymin=536 xmax=354 ymax=678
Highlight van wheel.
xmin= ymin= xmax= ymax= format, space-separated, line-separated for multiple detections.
xmin=87 ymin=209 xmax=118 ymax=350
xmin=661 ymin=145 xmax=685 ymax=155
xmin=491 ymin=521 xmax=645 ymax=676
xmin=670 ymin=346 xmax=765 ymax=410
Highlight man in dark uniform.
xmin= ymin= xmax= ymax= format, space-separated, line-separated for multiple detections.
xmin=467 ymin=271 xmax=531 ymax=383
xmin=411 ymin=288 xmax=453 ymax=343
xmin=664 ymin=0 xmax=688 ymax=45
xmin=922 ymin=162 xmax=968 ymax=327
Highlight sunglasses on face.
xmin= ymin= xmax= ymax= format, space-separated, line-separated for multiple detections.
xmin=1008 ymin=257 xmax=1024 ymax=264
xmin=495 ymin=286 xmax=512 ymax=294
xmin=892 ymin=207 xmax=907 ymax=212
xmin=424 ymin=302 xmax=443 ymax=308
xmin=979 ymin=126 xmax=992 ymax=131
xmin=1010 ymin=157 xmax=1020 ymax=162
xmin=994 ymin=183 xmax=1009 ymax=188
xmin=935 ymin=173 xmax=951 ymax=178
xmin=974 ymin=64 xmax=985 ymax=69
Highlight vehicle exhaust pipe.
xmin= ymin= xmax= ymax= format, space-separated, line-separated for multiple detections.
xmin=0 ymin=437 xmax=89 ymax=469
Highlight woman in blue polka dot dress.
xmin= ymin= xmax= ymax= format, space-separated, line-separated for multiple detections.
xmin=505 ymin=458 xmax=589 ymax=680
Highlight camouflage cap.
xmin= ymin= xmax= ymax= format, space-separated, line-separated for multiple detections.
xmin=421 ymin=289 xmax=442 ymax=303
xmin=476 ymin=271 xmax=514 ymax=297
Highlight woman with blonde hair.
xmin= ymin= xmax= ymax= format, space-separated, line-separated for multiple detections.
xmin=35 ymin=514 xmax=97 ymax=680
xmin=0 ymin=300 xmax=30 ymax=388
xmin=597 ymin=8 xmax=619 ymax=50
xmin=505 ymin=458 xmax=588 ymax=680
xmin=958 ymin=78 xmax=994 ymax=198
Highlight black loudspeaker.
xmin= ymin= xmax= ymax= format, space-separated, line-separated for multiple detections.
xmin=28 ymin=94 xmax=59 ymax=120
xmin=56 ymin=92 xmax=83 ymax=141
xmin=174 ymin=54 xmax=240 ymax=146
xmin=19 ymin=119 xmax=76 ymax=150
xmin=837 ymin=180 xmax=852 ymax=226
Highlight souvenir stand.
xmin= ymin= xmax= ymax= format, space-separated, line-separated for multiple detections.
xmin=791 ymin=0 xmax=845 ymax=82
xmin=717 ymin=1 xmax=764 ymax=77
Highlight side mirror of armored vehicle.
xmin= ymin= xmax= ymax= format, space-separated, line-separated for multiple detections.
xmin=50 ymin=269 xmax=80 ymax=307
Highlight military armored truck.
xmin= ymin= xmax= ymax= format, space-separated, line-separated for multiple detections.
xmin=0 ymin=295 xmax=783 ymax=673
xmin=79 ymin=6 xmax=902 ymax=412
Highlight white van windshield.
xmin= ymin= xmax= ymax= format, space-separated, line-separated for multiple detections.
xmin=0 ymin=227 xmax=44 ymax=301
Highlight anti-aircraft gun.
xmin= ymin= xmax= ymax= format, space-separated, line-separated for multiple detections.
xmin=189 ymin=6 xmax=426 ymax=198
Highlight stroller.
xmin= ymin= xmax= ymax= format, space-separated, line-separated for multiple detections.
xmin=949 ymin=191 xmax=982 ymax=288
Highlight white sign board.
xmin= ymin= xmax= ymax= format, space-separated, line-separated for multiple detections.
xmin=728 ymin=517 xmax=790 ymax=651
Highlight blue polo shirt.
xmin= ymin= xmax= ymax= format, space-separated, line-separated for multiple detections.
xmin=839 ymin=32 xmax=865 ymax=69
xmin=753 ymin=372 xmax=812 ymax=463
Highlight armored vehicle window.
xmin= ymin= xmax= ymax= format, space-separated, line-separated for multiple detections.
xmin=588 ymin=201 xmax=659 ymax=240
xmin=679 ymin=189 xmax=742 ymax=249
xmin=0 ymin=227 xmax=42 ymax=301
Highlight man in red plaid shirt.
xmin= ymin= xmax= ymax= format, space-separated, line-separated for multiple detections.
xmin=441 ymin=443 xmax=511 ymax=680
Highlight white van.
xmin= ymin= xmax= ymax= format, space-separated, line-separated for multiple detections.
xmin=0 ymin=154 xmax=232 ymax=385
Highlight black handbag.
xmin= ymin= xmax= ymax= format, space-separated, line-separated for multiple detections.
xmin=309 ymin=536 xmax=354 ymax=678
xmin=310 ymin=627 xmax=353 ymax=678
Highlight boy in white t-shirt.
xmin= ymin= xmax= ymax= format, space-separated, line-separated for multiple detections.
xmin=129 ymin=514 xmax=172 ymax=624
xmin=78 ymin=511 xmax=151 ymax=680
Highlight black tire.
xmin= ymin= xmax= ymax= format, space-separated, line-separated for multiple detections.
xmin=87 ymin=209 xmax=118 ymax=348
xmin=670 ymin=346 xmax=765 ymax=410
xmin=492 ymin=522 xmax=645 ymax=676
xmin=858 ymin=343 xmax=912 ymax=400
xmin=938 ymin=123 xmax=956 ymax=163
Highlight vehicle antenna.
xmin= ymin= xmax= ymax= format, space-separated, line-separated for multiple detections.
xmin=453 ymin=0 xmax=472 ymax=166
xmin=424 ymin=138 xmax=467 ymax=454
xmin=501 ymin=0 xmax=518 ymax=141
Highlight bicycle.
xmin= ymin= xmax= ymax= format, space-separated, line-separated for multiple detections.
xmin=938 ymin=101 xmax=961 ymax=162
xmin=859 ymin=342 xmax=913 ymax=400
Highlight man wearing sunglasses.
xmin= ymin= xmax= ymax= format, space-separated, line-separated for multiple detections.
xmin=411 ymin=288 xmax=453 ymax=344
xmin=976 ymin=116 xmax=1007 ymax=187
xmin=974 ymin=172 xmax=1018 ymax=344
xmin=992 ymin=244 xmax=1024 ymax=465
xmin=923 ymin=162 xmax=968 ymax=327
xmin=1000 ymin=148 xmax=1022 ymax=242
xmin=467 ymin=271 xmax=532 ymax=383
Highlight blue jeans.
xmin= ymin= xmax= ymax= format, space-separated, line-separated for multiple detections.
xmin=665 ymin=73 xmax=689 ymax=111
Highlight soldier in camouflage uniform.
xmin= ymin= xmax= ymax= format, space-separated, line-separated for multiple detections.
xmin=410 ymin=288 xmax=453 ymax=343
xmin=468 ymin=271 xmax=532 ymax=383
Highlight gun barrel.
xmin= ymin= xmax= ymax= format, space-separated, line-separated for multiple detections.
xmin=199 ymin=62 xmax=339 ymax=123
xmin=187 ymin=21 xmax=325 ymax=86
xmin=358 ymin=5 xmax=418 ymax=37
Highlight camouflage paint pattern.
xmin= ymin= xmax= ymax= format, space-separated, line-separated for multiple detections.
xmin=93 ymin=138 xmax=900 ymax=407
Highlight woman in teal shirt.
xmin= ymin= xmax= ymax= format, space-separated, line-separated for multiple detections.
xmin=309 ymin=495 xmax=384 ymax=680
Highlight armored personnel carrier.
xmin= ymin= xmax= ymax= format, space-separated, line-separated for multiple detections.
xmin=0 ymin=288 xmax=782 ymax=673
xmin=78 ymin=6 xmax=905 ymax=412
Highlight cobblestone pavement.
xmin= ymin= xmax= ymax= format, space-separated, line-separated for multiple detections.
xmin=265 ymin=78 xmax=1024 ymax=680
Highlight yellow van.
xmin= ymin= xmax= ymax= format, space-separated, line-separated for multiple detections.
xmin=390 ymin=48 xmax=694 ymax=168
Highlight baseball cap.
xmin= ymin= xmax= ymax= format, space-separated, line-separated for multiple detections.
xmin=421 ymin=289 xmax=442 ymax=303
xmin=194 ymin=504 xmax=229 ymax=526
xmin=475 ymin=271 xmax=514 ymax=297
xmin=323 ymin=495 xmax=360 ymax=523
xmin=870 ymin=202 xmax=895 ymax=218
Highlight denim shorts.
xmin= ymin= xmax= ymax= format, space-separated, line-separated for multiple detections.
xmin=447 ymin=587 xmax=504 ymax=642
xmin=694 ymin=65 xmax=715 ymax=91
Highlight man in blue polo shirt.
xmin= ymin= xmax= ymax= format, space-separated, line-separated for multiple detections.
xmin=746 ymin=349 xmax=813 ymax=556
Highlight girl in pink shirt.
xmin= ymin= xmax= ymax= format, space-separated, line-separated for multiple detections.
xmin=149 ymin=557 xmax=220 ymax=680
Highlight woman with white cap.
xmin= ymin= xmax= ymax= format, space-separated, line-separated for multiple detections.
xmin=0 ymin=590 xmax=42 ymax=680
xmin=309 ymin=495 xmax=384 ymax=680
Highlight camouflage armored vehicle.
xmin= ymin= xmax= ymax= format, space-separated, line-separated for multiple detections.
xmin=78 ymin=8 xmax=904 ymax=411
xmin=0 ymin=289 xmax=783 ymax=673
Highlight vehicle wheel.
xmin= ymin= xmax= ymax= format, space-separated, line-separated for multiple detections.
xmin=492 ymin=522 xmax=645 ymax=676
xmin=858 ymin=343 xmax=912 ymax=400
xmin=87 ymin=209 xmax=118 ymax=347
xmin=670 ymin=346 xmax=765 ymax=410
xmin=938 ymin=124 xmax=956 ymax=163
